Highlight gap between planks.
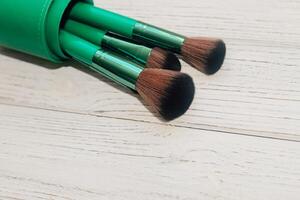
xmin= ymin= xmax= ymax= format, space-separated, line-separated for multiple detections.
xmin=1 ymin=102 xmax=299 ymax=143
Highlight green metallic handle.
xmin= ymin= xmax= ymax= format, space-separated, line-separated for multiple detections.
xmin=102 ymin=36 xmax=151 ymax=64
xmin=69 ymin=2 xmax=186 ymax=52
xmin=133 ymin=22 xmax=185 ymax=52
xmin=92 ymin=50 xmax=143 ymax=90
xmin=59 ymin=30 xmax=143 ymax=90
xmin=64 ymin=20 xmax=152 ymax=65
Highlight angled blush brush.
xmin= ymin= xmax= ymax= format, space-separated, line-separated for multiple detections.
xmin=69 ymin=2 xmax=226 ymax=75
xmin=64 ymin=19 xmax=181 ymax=71
xmin=60 ymin=30 xmax=195 ymax=120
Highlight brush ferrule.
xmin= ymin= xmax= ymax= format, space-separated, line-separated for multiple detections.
xmin=92 ymin=50 xmax=143 ymax=90
xmin=133 ymin=22 xmax=185 ymax=52
xmin=102 ymin=36 xmax=151 ymax=65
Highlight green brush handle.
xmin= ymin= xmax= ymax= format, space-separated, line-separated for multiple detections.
xmin=92 ymin=50 xmax=142 ymax=89
xmin=69 ymin=2 xmax=136 ymax=38
xmin=59 ymin=30 xmax=98 ymax=65
xmin=102 ymin=36 xmax=150 ymax=64
xmin=64 ymin=20 xmax=151 ymax=64
xmin=59 ymin=30 xmax=143 ymax=90
xmin=64 ymin=19 xmax=106 ymax=45
xmin=69 ymin=2 xmax=185 ymax=52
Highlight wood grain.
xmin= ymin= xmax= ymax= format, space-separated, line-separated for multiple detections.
xmin=1 ymin=104 xmax=300 ymax=200
xmin=0 ymin=0 xmax=300 ymax=199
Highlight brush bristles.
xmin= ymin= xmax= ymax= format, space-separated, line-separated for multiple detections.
xmin=146 ymin=48 xmax=181 ymax=71
xmin=136 ymin=68 xmax=195 ymax=121
xmin=181 ymin=37 xmax=226 ymax=75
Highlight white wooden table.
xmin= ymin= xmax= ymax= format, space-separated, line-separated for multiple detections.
xmin=0 ymin=0 xmax=299 ymax=199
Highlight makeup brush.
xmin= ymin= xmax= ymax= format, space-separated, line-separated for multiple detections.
xmin=136 ymin=68 xmax=195 ymax=120
xmin=64 ymin=20 xmax=181 ymax=71
xmin=69 ymin=2 xmax=226 ymax=75
xmin=60 ymin=30 xmax=195 ymax=120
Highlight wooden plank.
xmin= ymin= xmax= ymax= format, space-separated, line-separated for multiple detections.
xmin=0 ymin=104 xmax=300 ymax=200
xmin=99 ymin=0 xmax=300 ymax=47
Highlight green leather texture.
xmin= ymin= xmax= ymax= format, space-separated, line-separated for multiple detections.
xmin=0 ymin=0 xmax=93 ymax=63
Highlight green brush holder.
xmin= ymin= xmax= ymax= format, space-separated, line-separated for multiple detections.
xmin=0 ymin=0 xmax=93 ymax=63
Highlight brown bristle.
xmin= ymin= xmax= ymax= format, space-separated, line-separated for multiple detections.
xmin=136 ymin=68 xmax=195 ymax=121
xmin=146 ymin=47 xmax=181 ymax=71
xmin=181 ymin=37 xmax=226 ymax=75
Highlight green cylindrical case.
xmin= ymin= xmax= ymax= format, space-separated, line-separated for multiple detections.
xmin=0 ymin=0 xmax=93 ymax=63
